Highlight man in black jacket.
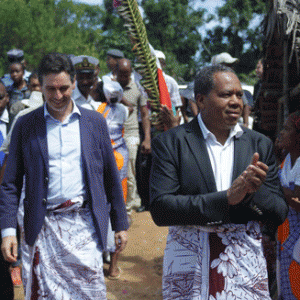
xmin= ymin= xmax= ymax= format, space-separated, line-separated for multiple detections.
xmin=149 ymin=64 xmax=288 ymax=300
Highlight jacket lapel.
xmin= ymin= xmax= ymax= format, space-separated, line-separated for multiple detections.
xmin=232 ymin=129 xmax=251 ymax=181
xmin=78 ymin=107 xmax=90 ymax=166
xmin=78 ymin=107 xmax=99 ymax=179
xmin=35 ymin=108 xmax=49 ymax=172
xmin=184 ymin=118 xmax=217 ymax=192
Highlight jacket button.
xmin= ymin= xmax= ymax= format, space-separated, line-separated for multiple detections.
xmin=45 ymin=177 xmax=49 ymax=182
xmin=42 ymin=198 xmax=47 ymax=205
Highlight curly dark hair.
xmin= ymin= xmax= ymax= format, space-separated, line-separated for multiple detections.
xmin=194 ymin=64 xmax=236 ymax=97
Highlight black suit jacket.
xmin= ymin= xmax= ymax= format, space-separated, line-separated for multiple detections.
xmin=149 ymin=117 xmax=288 ymax=232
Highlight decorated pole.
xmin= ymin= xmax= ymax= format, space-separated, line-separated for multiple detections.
xmin=113 ymin=0 xmax=172 ymax=124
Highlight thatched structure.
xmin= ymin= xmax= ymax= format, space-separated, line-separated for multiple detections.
xmin=257 ymin=0 xmax=300 ymax=140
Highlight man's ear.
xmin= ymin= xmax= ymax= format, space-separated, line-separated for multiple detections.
xmin=72 ymin=74 xmax=76 ymax=90
xmin=195 ymin=93 xmax=205 ymax=111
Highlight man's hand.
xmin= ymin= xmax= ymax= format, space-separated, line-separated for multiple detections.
xmin=1 ymin=236 xmax=18 ymax=263
xmin=227 ymin=153 xmax=268 ymax=205
xmin=114 ymin=230 xmax=128 ymax=254
xmin=290 ymin=197 xmax=300 ymax=212
xmin=243 ymin=153 xmax=268 ymax=193
xmin=141 ymin=138 xmax=151 ymax=155
xmin=156 ymin=105 xmax=181 ymax=131
xmin=128 ymin=105 xmax=134 ymax=115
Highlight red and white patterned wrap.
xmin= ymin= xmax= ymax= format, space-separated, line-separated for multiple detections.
xmin=162 ymin=221 xmax=271 ymax=300
xmin=21 ymin=196 xmax=106 ymax=300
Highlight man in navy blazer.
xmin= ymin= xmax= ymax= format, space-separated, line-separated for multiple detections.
xmin=150 ymin=65 xmax=288 ymax=299
xmin=0 ymin=53 xmax=129 ymax=298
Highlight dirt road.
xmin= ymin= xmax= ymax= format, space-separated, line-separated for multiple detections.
xmin=14 ymin=211 xmax=168 ymax=300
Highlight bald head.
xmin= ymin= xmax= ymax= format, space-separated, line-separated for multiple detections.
xmin=117 ymin=58 xmax=132 ymax=71
xmin=117 ymin=59 xmax=132 ymax=88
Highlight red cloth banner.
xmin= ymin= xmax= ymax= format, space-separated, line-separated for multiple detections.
xmin=157 ymin=68 xmax=172 ymax=109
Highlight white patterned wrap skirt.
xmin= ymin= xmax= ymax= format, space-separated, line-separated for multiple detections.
xmin=19 ymin=196 xmax=106 ymax=300
xmin=162 ymin=221 xmax=271 ymax=300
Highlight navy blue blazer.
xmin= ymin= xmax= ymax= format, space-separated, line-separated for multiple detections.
xmin=150 ymin=117 xmax=288 ymax=234
xmin=0 ymin=106 xmax=129 ymax=248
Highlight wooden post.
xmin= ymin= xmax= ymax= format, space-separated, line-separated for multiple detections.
xmin=278 ymin=14 xmax=289 ymax=135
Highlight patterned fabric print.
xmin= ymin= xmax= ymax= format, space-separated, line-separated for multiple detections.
xmin=97 ymin=103 xmax=128 ymax=253
xmin=24 ymin=199 xmax=106 ymax=300
xmin=277 ymin=154 xmax=300 ymax=299
xmin=17 ymin=196 xmax=30 ymax=294
xmin=110 ymin=126 xmax=129 ymax=187
xmin=162 ymin=221 xmax=271 ymax=300
xmin=277 ymin=208 xmax=300 ymax=299
xmin=97 ymin=103 xmax=128 ymax=200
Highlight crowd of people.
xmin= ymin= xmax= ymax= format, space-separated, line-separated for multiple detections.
xmin=0 ymin=48 xmax=297 ymax=300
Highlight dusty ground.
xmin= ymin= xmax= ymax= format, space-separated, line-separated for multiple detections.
xmin=14 ymin=211 xmax=168 ymax=300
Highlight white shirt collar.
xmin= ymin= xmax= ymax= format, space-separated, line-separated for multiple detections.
xmin=0 ymin=108 xmax=9 ymax=124
xmin=197 ymin=113 xmax=243 ymax=143
xmin=44 ymin=99 xmax=81 ymax=121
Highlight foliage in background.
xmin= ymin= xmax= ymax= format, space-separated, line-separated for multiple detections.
xmin=0 ymin=0 xmax=107 ymax=75
xmin=116 ymin=0 xmax=161 ymax=122
xmin=201 ymin=0 xmax=268 ymax=77
xmin=141 ymin=0 xmax=204 ymax=82
xmin=0 ymin=0 xmax=267 ymax=85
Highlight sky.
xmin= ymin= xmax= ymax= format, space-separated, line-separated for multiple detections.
xmin=74 ymin=0 xmax=226 ymax=34
xmin=75 ymin=0 xmax=225 ymax=9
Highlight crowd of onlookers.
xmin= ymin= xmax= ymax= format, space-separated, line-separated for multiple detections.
xmin=0 ymin=47 xmax=184 ymax=297
xmin=0 ymin=47 xmax=299 ymax=300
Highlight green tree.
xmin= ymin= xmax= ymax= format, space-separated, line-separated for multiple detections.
xmin=102 ymin=0 xmax=205 ymax=81
xmin=98 ymin=0 xmax=136 ymax=62
xmin=0 ymin=0 xmax=107 ymax=75
xmin=141 ymin=0 xmax=204 ymax=81
xmin=201 ymin=0 xmax=268 ymax=76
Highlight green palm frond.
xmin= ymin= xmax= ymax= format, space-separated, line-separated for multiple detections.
xmin=116 ymin=0 xmax=161 ymax=123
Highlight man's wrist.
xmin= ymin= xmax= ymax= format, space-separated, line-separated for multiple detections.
xmin=143 ymin=136 xmax=151 ymax=142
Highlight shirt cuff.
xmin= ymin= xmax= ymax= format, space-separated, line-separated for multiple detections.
xmin=1 ymin=228 xmax=17 ymax=238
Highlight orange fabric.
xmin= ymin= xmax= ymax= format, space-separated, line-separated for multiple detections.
xmin=121 ymin=177 xmax=127 ymax=203
xmin=113 ymin=149 xmax=124 ymax=171
xmin=289 ymin=260 xmax=300 ymax=299
xmin=11 ymin=266 xmax=22 ymax=286
xmin=97 ymin=102 xmax=107 ymax=114
xmin=97 ymin=102 xmax=127 ymax=203
xmin=277 ymin=158 xmax=289 ymax=250
xmin=280 ymin=158 xmax=286 ymax=170
xmin=278 ymin=218 xmax=290 ymax=248
xmin=97 ymin=102 xmax=111 ymax=118
xmin=157 ymin=68 xmax=172 ymax=109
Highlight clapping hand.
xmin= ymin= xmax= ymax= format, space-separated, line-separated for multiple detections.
xmin=227 ymin=153 xmax=268 ymax=205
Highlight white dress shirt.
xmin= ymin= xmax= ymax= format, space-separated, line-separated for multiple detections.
xmin=197 ymin=114 xmax=243 ymax=191
xmin=0 ymin=108 xmax=9 ymax=142
xmin=279 ymin=153 xmax=300 ymax=188
xmin=44 ymin=102 xmax=86 ymax=204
